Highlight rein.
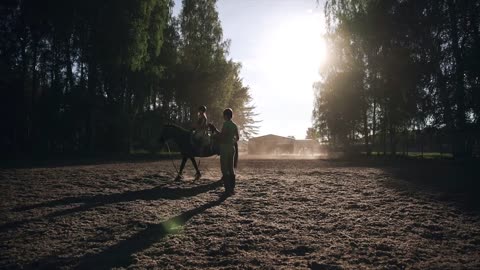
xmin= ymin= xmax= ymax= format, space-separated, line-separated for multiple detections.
xmin=165 ymin=142 xmax=180 ymax=175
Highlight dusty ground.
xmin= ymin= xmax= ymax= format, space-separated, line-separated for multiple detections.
xmin=1 ymin=157 xmax=480 ymax=269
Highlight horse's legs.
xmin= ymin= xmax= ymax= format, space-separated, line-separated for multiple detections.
xmin=175 ymin=157 xmax=187 ymax=181
xmin=190 ymin=157 xmax=201 ymax=180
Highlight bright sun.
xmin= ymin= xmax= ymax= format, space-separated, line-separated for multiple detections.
xmin=249 ymin=10 xmax=328 ymax=139
xmin=265 ymin=13 xmax=327 ymax=88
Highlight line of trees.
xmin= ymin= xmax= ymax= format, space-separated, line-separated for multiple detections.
xmin=0 ymin=0 xmax=258 ymax=157
xmin=312 ymin=0 xmax=480 ymax=157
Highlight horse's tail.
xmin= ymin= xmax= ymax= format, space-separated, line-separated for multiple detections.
xmin=234 ymin=141 xmax=239 ymax=169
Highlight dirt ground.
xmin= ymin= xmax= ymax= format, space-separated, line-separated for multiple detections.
xmin=1 ymin=157 xmax=480 ymax=269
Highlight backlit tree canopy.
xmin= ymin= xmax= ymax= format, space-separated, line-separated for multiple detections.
xmin=0 ymin=0 xmax=258 ymax=156
xmin=313 ymin=0 xmax=479 ymax=157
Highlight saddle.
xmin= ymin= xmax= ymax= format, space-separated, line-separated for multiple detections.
xmin=191 ymin=130 xmax=212 ymax=155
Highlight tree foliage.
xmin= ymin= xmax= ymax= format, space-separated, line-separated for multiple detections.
xmin=313 ymin=0 xmax=480 ymax=157
xmin=0 ymin=0 xmax=258 ymax=156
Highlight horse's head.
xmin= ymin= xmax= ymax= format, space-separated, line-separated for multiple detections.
xmin=159 ymin=124 xmax=189 ymax=145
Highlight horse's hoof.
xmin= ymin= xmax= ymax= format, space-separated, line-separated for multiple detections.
xmin=195 ymin=173 xmax=201 ymax=180
xmin=175 ymin=175 xmax=183 ymax=181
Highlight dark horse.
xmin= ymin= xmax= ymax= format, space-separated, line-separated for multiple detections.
xmin=159 ymin=124 xmax=238 ymax=181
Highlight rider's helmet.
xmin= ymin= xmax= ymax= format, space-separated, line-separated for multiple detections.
xmin=198 ymin=105 xmax=207 ymax=113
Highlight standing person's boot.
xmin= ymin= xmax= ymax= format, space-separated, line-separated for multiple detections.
xmin=225 ymin=174 xmax=235 ymax=195
xmin=221 ymin=175 xmax=230 ymax=194
xmin=231 ymin=174 xmax=236 ymax=192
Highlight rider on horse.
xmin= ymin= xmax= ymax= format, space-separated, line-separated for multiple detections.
xmin=192 ymin=105 xmax=211 ymax=155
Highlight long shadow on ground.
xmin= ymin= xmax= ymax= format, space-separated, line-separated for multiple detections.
xmin=332 ymin=158 xmax=480 ymax=211
xmin=0 ymin=153 xmax=183 ymax=169
xmin=1 ymin=179 xmax=223 ymax=233
xmin=28 ymin=195 xmax=228 ymax=270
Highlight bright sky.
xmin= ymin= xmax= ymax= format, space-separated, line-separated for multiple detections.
xmin=174 ymin=0 xmax=327 ymax=139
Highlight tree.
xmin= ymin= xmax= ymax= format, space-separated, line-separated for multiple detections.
xmin=0 ymin=0 xmax=257 ymax=157
xmin=306 ymin=128 xmax=318 ymax=140
xmin=313 ymin=0 xmax=479 ymax=157
xmin=177 ymin=0 xmax=257 ymax=135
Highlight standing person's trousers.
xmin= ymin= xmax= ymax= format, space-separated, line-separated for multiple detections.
xmin=220 ymin=144 xmax=235 ymax=192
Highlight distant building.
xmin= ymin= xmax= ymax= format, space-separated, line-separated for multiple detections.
xmin=293 ymin=139 xmax=320 ymax=155
xmin=248 ymin=134 xmax=294 ymax=155
xmin=237 ymin=140 xmax=248 ymax=153
xmin=248 ymin=135 xmax=319 ymax=155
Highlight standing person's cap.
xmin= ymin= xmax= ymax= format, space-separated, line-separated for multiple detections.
xmin=223 ymin=108 xmax=233 ymax=118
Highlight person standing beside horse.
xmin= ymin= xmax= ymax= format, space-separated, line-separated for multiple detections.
xmin=210 ymin=108 xmax=239 ymax=195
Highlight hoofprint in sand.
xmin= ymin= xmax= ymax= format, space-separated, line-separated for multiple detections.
xmin=1 ymin=158 xmax=479 ymax=269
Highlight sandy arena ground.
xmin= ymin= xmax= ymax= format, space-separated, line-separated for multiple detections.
xmin=1 ymin=157 xmax=479 ymax=269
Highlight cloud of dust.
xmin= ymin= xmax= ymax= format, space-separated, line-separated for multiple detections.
xmin=240 ymin=153 xmax=329 ymax=160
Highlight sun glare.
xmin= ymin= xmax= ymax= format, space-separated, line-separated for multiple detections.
xmin=264 ymin=13 xmax=327 ymax=89
xmin=249 ymin=11 xmax=328 ymax=138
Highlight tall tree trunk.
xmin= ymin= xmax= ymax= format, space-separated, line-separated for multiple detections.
xmin=437 ymin=66 xmax=454 ymax=155
xmin=125 ymin=72 xmax=132 ymax=154
xmin=448 ymin=0 xmax=467 ymax=157
xmin=86 ymin=52 xmax=97 ymax=153
xmin=372 ymin=99 xmax=377 ymax=155
xmin=382 ymin=108 xmax=387 ymax=156
xmin=65 ymin=35 xmax=75 ymax=93
xmin=363 ymin=111 xmax=369 ymax=155
xmin=468 ymin=1 xmax=480 ymax=123
xmin=19 ymin=26 xmax=29 ymax=154
xmin=405 ymin=128 xmax=409 ymax=157
xmin=389 ymin=123 xmax=396 ymax=156
xmin=30 ymin=35 xmax=39 ymax=153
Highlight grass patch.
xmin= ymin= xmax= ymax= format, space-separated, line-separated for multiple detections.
xmin=365 ymin=152 xmax=453 ymax=159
